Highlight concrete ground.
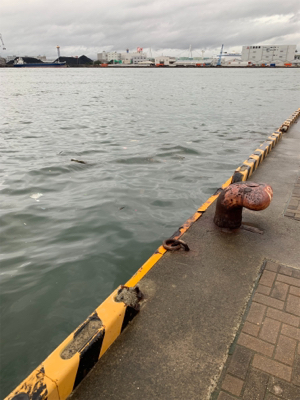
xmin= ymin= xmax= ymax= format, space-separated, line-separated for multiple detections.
xmin=70 ymin=123 xmax=300 ymax=400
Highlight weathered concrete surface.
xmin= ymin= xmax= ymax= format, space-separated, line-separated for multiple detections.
xmin=70 ymin=123 xmax=300 ymax=400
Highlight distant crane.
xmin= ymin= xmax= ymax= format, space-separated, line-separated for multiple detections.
xmin=217 ymin=44 xmax=224 ymax=66
xmin=0 ymin=33 xmax=6 ymax=50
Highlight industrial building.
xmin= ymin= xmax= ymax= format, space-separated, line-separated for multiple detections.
xmin=97 ymin=50 xmax=148 ymax=64
xmin=154 ymin=56 xmax=176 ymax=66
xmin=241 ymin=45 xmax=296 ymax=65
xmin=97 ymin=51 xmax=122 ymax=63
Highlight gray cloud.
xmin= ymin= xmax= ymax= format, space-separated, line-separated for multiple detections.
xmin=1 ymin=0 xmax=299 ymax=59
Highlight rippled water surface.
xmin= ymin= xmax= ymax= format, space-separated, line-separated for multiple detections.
xmin=0 ymin=68 xmax=299 ymax=396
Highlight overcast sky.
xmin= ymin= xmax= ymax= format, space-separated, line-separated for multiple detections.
xmin=1 ymin=0 xmax=299 ymax=59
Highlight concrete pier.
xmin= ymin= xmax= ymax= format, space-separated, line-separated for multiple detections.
xmin=69 ymin=122 xmax=300 ymax=399
xmin=6 ymin=112 xmax=300 ymax=400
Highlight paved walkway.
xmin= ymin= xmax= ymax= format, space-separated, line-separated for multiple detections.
xmin=71 ymin=123 xmax=300 ymax=400
xmin=214 ymin=260 xmax=300 ymax=400
xmin=284 ymin=176 xmax=300 ymax=221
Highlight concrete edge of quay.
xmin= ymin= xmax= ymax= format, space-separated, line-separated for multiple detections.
xmin=5 ymin=108 xmax=300 ymax=400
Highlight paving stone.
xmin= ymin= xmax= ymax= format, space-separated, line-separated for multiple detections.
xmin=215 ymin=260 xmax=300 ymax=400
xmin=237 ymin=333 xmax=274 ymax=357
xmin=259 ymin=318 xmax=281 ymax=344
xmin=281 ymin=324 xmax=300 ymax=341
xmin=264 ymin=395 xmax=281 ymax=400
xmin=253 ymin=293 xmax=284 ymax=310
xmin=217 ymin=392 xmax=237 ymax=400
xmin=257 ymin=284 xmax=271 ymax=296
xmin=286 ymin=294 xmax=300 ymax=317
xmin=292 ymin=353 xmax=300 ymax=386
xmin=227 ymin=345 xmax=253 ymax=380
xmin=246 ymin=303 xmax=267 ymax=325
xmin=289 ymin=286 xmax=300 ymax=297
xmin=268 ymin=376 xmax=300 ymax=399
xmin=242 ymin=368 xmax=268 ymax=400
xmin=271 ymin=282 xmax=289 ymax=301
xmin=279 ymin=265 xmax=293 ymax=277
xmin=274 ymin=335 xmax=297 ymax=366
xmin=260 ymin=270 xmax=277 ymax=287
xmin=287 ymin=198 xmax=298 ymax=208
xmin=266 ymin=308 xmax=300 ymax=327
xmin=287 ymin=205 xmax=298 ymax=210
xmin=277 ymin=275 xmax=300 ymax=288
xmin=292 ymin=269 xmax=300 ymax=279
xmin=252 ymin=354 xmax=292 ymax=382
xmin=285 ymin=211 xmax=295 ymax=217
xmin=242 ymin=321 xmax=260 ymax=337
xmin=221 ymin=374 xmax=244 ymax=396
xmin=265 ymin=261 xmax=280 ymax=273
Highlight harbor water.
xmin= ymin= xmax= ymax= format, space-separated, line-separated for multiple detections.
xmin=0 ymin=67 xmax=299 ymax=397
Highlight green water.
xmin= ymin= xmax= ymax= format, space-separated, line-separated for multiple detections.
xmin=0 ymin=68 xmax=299 ymax=397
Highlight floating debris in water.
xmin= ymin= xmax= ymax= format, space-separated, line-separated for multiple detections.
xmin=71 ymin=159 xmax=87 ymax=164
xmin=30 ymin=193 xmax=43 ymax=201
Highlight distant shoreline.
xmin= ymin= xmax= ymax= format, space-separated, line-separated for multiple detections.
xmin=2 ymin=64 xmax=299 ymax=69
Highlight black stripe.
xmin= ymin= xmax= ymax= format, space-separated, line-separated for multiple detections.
xmin=232 ymin=171 xmax=244 ymax=183
xmin=73 ymin=328 xmax=105 ymax=389
xmin=121 ymin=306 xmax=139 ymax=332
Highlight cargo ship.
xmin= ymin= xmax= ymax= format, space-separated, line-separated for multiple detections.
xmin=13 ymin=57 xmax=66 ymax=67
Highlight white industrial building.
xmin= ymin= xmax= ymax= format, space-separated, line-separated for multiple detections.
xmin=154 ymin=56 xmax=176 ymax=65
xmin=97 ymin=51 xmax=122 ymax=62
xmin=241 ymin=45 xmax=296 ymax=64
xmin=131 ymin=53 xmax=148 ymax=64
xmin=121 ymin=52 xmax=148 ymax=64
xmin=97 ymin=51 xmax=148 ymax=64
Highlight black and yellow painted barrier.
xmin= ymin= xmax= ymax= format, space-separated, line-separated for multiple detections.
xmin=6 ymin=108 xmax=300 ymax=400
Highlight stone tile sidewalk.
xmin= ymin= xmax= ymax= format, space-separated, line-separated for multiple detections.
xmin=285 ymin=176 xmax=300 ymax=221
xmin=213 ymin=260 xmax=300 ymax=400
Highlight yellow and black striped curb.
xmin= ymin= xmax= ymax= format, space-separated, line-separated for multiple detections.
xmin=6 ymin=108 xmax=300 ymax=400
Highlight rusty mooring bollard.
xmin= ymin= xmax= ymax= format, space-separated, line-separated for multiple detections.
xmin=213 ymin=182 xmax=273 ymax=229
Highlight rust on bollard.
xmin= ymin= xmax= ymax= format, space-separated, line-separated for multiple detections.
xmin=213 ymin=182 xmax=273 ymax=229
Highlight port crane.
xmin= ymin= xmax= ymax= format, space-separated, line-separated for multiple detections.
xmin=217 ymin=44 xmax=224 ymax=66
xmin=0 ymin=33 xmax=6 ymax=50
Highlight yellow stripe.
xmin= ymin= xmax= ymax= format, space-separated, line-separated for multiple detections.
xmin=6 ymin=369 xmax=60 ymax=400
xmin=249 ymin=154 xmax=261 ymax=169
xmin=97 ymin=292 xmax=127 ymax=357
xmin=197 ymin=195 xmax=219 ymax=212
xmin=125 ymin=250 xmax=166 ymax=287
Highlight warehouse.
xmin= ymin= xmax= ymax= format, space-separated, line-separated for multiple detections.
xmin=241 ymin=45 xmax=296 ymax=65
